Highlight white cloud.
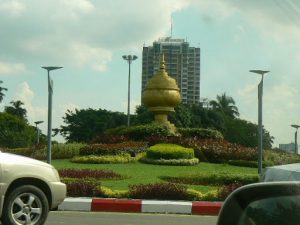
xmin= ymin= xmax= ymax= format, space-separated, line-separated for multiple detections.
xmin=15 ymin=82 xmax=47 ymax=125
xmin=0 ymin=0 xmax=188 ymax=71
xmin=0 ymin=62 xmax=26 ymax=75
xmin=0 ymin=0 xmax=26 ymax=17
xmin=69 ymin=42 xmax=112 ymax=71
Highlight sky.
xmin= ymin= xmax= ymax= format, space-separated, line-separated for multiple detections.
xmin=0 ymin=0 xmax=299 ymax=147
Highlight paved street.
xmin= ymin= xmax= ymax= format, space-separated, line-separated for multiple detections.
xmin=46 ymin=211 xmax=218 ymax=225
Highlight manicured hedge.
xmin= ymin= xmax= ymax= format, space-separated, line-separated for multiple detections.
xmin=162 ymin=173 xmax=259 ymax=185
xmin=107 ymin=124 xmax=172 ymax=140
xmin=199 ymin=139 xmax=257 ymax=162
xmin=33 ymin=143 xmax=84 ymax=159
xmin=228 ymin=160 xmax=274 ymax=168
xmin=2 ymin=147 xmax=34 ymax=157
xmin=141 ymin=157 xmax=199 ymax=166
xmin=79 ymin=142 xmax=147 ymax=156
xmin=146 ymin=144 xmax=194 ymax=160
xmin=4 ymin=143 xmax=84 ymax=160
xmin=71 ymin=154 xmax=136 ymax=164
xmin=64 ymin=180 xmax=102 ymax=197
xmin=58 ymin=169 xmax=124 ymax=179
xmin=178 ymin=128 xmax=224 ymax=140
xmin=129 ymin=182 xmax=189 ymax=200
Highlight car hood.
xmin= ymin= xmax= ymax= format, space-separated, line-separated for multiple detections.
xmin=0 ymin=151 xmax=52 ymax=168
xmin=263 ymin=163 xmax=300 ymax=182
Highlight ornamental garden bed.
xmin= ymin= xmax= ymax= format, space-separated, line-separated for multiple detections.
xmin=54 ymin=160 xmax=257 ymax=201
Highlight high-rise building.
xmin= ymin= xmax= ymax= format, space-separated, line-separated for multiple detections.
xmin=142 ymin=37 xmax=200 ymax=105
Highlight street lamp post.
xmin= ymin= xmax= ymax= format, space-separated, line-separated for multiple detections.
xmin=249 ymin=70 xmax=270 ymax=175
xmin=42 ymin=66 xmax=63 ymax=164
xmin=291 ymin=124 xmax=300 ymax=154
xmin=34 ymin=121 xmax=44 ymax=145
xmin=122 ymin=55 xmax=138 ymax=127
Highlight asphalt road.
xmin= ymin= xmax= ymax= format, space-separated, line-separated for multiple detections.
xmin=45 ymin=211 xmax=218 ymax=225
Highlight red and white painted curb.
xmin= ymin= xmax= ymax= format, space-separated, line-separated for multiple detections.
xmin=58 ymin=198 xmax=223 ymax=215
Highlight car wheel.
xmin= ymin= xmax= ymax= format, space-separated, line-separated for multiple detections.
xmin=2 ymin=185 xmax=49 ymax=225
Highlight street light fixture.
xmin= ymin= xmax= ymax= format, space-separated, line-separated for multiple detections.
xmin=249 ymin=70 xmax=270 ymax=175
xmin=42 ymin=66 xmax=63 ymax=164
xmin=291 ymin=124 xmax=300 ymax=154
xmin=34 ymin=121 xmax=44 ymax=145
xmin=122 ymin=55 xmax=138 ymax=127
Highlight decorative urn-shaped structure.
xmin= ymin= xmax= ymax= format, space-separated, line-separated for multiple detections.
xmin=142 ymin=54 xmax=181 ymax=132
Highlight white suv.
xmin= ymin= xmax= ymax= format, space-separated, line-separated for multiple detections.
xmin=0 ymin=151 xmax=66 ymax=225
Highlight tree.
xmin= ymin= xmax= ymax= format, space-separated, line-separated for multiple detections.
xmin=224 ymin=118 xmax=274 ymax=149
xmin=0 ymin=112 xmax=36 ymax=148
xmin=134 ymin=105 xmax=154 ymax=125
xmin=59 ymin=108 xmax=127 ymax=142
xmin=0 ymin=80 xmax=8 ymax=103
xmin=210 ymin=93 xmax=240 ymax=119
xmin=169 ymin=104 xmax=192 ymax=128
xmin=4 ymin=100 xmax=27 ymax=120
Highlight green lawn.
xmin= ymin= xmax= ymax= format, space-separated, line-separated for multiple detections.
xmin=53 ymin=160 xmax=258 ymax=192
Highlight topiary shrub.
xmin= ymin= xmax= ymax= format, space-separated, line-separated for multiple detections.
xmin=129 ymin=182 xmax=189 ymax=200
xmin=146 ymin=144 xmax=194 ymax=160
xmin=178 ymin=128 xmax=224 ymax=140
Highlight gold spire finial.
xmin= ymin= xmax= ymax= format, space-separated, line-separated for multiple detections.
xmin=160 ymin=53 xmax=165 ymax=71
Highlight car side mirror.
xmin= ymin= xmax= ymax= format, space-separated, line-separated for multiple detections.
xmin=217 ymin=182 xmax=300 ymax=225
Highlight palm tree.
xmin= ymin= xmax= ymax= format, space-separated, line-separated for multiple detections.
xmin=210 ymin=93 xmax=240 ymax=119
xmin=0 ymin=80 xmax=8 ymax=103
xmin=4 ymin=100 xmax=27 ymax=120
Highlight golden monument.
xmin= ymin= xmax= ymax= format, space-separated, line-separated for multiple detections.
xmin=142 ymin=54 xmax=181 ymax=132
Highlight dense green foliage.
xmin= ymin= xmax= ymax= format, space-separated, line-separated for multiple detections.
xmin=0 ymin=112 xmax=36 ymax=148
xmin=209 ymin=93 xmax=240 ymax=119
xmin=54 ymin=92 xmax=274 ymax=149
xmin=107 ymin=123 xmax=172 ymax=140
xmin=4 ymin=100 xmax=27 ymax=121
xmin=178 ymin=127 xmax=223 ymax=139
xmin=146 ymin=144 xmax=194 ymax=160
xmin=59 ymin=108 xmax=127 ymax=142
xmin=0 ymin=80 xmax=8 ymax=103
xmin=224 ymin=118 xmax=274 ymax=149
